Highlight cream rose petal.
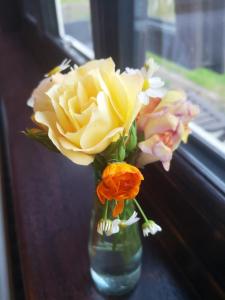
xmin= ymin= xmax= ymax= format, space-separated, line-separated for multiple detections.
xmin=30 ymin=73 xmax=65 ymax=112
xmin=56 ymin=122 xmax=85 ymax=147
xmin=80 ymin=92 xmax=120 ymax=149
xmin=46 ymin=84 xmax=76 ymax=132
xmin=59 ymin=127 xmax=124 ymax=155
xmin=99 ymin=69 xmax=127 ymax=122
xmin=144 ymin=113 xmax=179 ymax=139
xmin=32 ymin=78 xmax=53 ymax=112
xmin=69 ymin=100 xmax=96 ymax=128
xmin=136 ymin=152 xmax=158 ymax=167
xmin=138 ymin=135 xmax=173 ymax=170
xmin=76 ymin=81 xmax=89 ymax=111
xmin=59 ymin=92 xmax=79 ymax=129
xmin=153 ymin=141 xmax=173 ymax=163
xmin=155 ymin=90 xmax=186 ymax=112
xmin=27 ymin=97 xmax=34 ymax=108
xmin=34 ymin=111 xmax=93 ymax=165
xmin=120 ymin=72 xmax=144 ymax=132
xmin=78 ymin=57 xmax=115 ymax=77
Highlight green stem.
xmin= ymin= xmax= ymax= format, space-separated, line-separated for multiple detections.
xmin=104 ymin=200 xmax=109 ymax=221
xmin=134 ymin=198 xmax=149 ymax=223
xmin=112 ymin=234 xmax=118 ymax=251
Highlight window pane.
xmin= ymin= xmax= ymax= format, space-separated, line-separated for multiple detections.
xmin=22 ymin=0 xmax=39 ymax=22
xmin=57 ymin=0 xmax=93 ymax=57
xmin=135 ymin=0 xmax=225 ymax=157
xmin=148 ymin=0 xmax=176 ymax=23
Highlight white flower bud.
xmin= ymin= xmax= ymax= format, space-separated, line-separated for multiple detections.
xmin=142 ymin=220 xmax=162 ymax=237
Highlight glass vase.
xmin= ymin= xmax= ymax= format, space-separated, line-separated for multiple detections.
xmin=88 ymin=197 xmax=143 ymax=296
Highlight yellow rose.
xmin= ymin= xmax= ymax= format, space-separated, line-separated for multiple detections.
xmin=30 ymin=58 xmax=143 ymax=165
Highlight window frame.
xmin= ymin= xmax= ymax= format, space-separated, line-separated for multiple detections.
xmin=0 ymin=101 xmax=25 ymax=300
xmin=20 ymin=0 xmax=225 ymax=208
xmin=20 ymin=0 xmax=225 ymax=205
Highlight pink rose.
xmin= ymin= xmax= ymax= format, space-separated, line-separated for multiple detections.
xmin=136 ymin=91 xmax=199 ymax=171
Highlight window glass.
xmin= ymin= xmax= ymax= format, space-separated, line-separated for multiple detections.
xmin=148 ymin=0 xmax=176 ymax=23
xmin=135 ymin=0 xmax=225 ymax=157
xmin=57 ymin=0 xmax=93 ymax=57
xmin=22 ymin=0 xmax=39 ymax=22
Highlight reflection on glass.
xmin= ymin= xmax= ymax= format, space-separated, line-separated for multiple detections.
xmin=135 ymin=0 xmax=225 ymax=156
xmin=23 ymin=0 xmax=38 ymax=20
xmin=58 ymin=0 xmax=93 ymax=56
xmin=148 ymin=0 xmax=175 ymax=23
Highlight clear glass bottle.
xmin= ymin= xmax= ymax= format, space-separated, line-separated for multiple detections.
xmin=88 ymin=197 xmax=142 ymax=296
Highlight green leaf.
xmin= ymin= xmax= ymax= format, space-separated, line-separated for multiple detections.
xmin=93 ymin=154 xmax=106 ymax=181
xmin=101 ymin=136 xmax=126 ymax=162
xmin=23 ymin=128 xmax=59 ymax=153
xmin=118 ymin=144 xmax=126 ymax=161
xmin=126 ymin=123 xmax=137 ymax=153
xmin=92 ymin=137 xmax=126 ymax=181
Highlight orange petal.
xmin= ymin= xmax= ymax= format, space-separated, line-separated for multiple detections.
xmin=113 ymin=200 xmax=124 ymax=217
xmin=96 ymin=181 xmax=106 ymax=204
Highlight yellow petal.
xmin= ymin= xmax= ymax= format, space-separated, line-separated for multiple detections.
xmin=100 ymin=70 xmax=128 ymax=122
xmin=59 ymin=127 xmax=124 ymax=155
xmin=32 ymin=78 xmax=53 ymax=112
xmin=69 ymin=100 xmax=95 ymax=128
xmin=46 ymin=84 xmax=75 ymax=132
xmin=120 ymin=72 xmax=144 ymax=132
xmin=82 ymin=127 xmax=124 ymax=154
xmin=56 ymin=122 xmax=84 ymax=147
xmin=34 ymin=111 xmax=93 ymax=165
xmin=78 ymin=57 xmax=115 ymax=76
xmin=156 ymin=90 xmax=186 ymax=111
xmin=80 ymin=92 xmax=120 ymax=149
xmin=59 ymin=92 xmax=79 ymax=129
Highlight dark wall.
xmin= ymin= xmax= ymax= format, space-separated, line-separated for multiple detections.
xmin=0 ymin=0 xmax=22 ymax=31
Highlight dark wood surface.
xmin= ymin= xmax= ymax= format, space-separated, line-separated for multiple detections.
xmin=0 ymin=28 xmax=206 ymax=300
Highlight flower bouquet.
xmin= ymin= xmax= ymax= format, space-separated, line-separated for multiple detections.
xmin=24 ymin=57 xmax=199 ymax=295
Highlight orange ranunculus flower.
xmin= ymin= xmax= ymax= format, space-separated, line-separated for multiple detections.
xmin=96 ymin=162 xmax=144 ymax=217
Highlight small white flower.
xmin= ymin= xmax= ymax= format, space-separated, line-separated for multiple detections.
xmin=120 ymin=211 xmax=140 ymax=226
xmin=57 ymin=58 xmax=72 ymax=71
xmin=105 ymin=219 xmax=121 ymax=236
xmin=138 ymin=91 xmax=150 ymax=105
xmin=142 ymin=220 xmax=162 ymax=237
xmin=145 ymin=77 xmax=166 ymax=98
xmin=44 ymin=58 xmax=71 ymax=77
xmin=138 ymin=77 xmax=166 ymax=106
xmin=97 ymin=211 xmax=140 ymax=236
xmin=97 ymin=219 xmax=114 ymax=236
xmin=108 ymin=211 xmax=140 ymax=235
xmin=125 ymin=67 xmax=141 ymax=75
xmin=126 ymin=59 xmax=165 ymax=102
xmin=138 ymin=58 xmax=166 ymax=104
xmin=141 ymin=58 xmax=159 ymax=78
